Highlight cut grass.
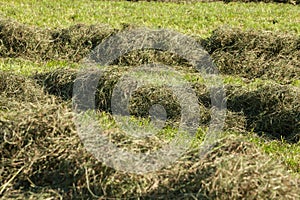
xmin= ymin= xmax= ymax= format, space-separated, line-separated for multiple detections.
xmin=0 ymin=0 xmax=299 ymax=199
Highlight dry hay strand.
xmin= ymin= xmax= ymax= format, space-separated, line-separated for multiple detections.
xmin=227 ymin=83 xmax=300 ymax=141
xmin=0 ymin=18 xmax=115 ymax=62
xmin=204 ymin=27 xmax=300 ymax=83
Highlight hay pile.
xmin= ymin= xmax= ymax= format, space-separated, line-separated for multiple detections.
xmin=0 ymin=18 xmax=115 ymax=62
xmin=204 ymin=27 xmax=300 ymax=83
xmin=1 ymin=19 xmax=299 ymax=83
xmin=227 ymin=83 xmax=300 ymax=141
xmin=33 ymin=68 xmax=299 ymax=141
xmin=1 ymin=91 xmax=299 ymax=200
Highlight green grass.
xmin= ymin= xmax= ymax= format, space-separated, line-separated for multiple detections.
xmin=246 ymin=133 xmax=300 ymax=175
xmin=0 ymin=58 xmax=80 ymax=76
xmin=0 ymin=0 xmax=299 ymax=37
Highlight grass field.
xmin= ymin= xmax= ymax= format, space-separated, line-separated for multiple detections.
xmin=0 ymin=0 xmax=299 ymax=199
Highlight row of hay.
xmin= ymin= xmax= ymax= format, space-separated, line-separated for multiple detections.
xmin=203 ymin=26 xmax=300 ymax=83
xmin=1 ymin=76 xmax=299 ymax=199
xmin=1 ymin=19 xmax=299 ymax=82
xmin=0 ymin=18 xmax=115 ymax=62
xmin=32 ymin=68 xmax=299 ymax=142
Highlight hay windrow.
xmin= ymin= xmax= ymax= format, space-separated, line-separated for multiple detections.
xmin=0 ymin=72 xmax=44 ymax=102
xmin=0 ymin=18 xmax=116 ymax=62
xmin=1 ymin=19 xmax=299 ymax=82
xmin=2 ymin=104 xmax=300 ymax=200
xmin=227 ymin=83 xmax=300 ymax=141
xmin=204 ymin=27 xmax=300 ymax=83
xmin=0 ymin=71 xmax=299 ymax=198
xmin=33 ymin=68 xmax=299 ymax=141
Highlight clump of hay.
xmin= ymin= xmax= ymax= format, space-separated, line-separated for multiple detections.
xmin=227 ymin=83 xmax=300 ymax=141
xmin=33 ymin=68 xmax=78 ymax=100
xmin=0 ymin=71 xmax=44 ymax=102
xmin=200 ymin=137 xmax=300 ymax=199
xmin=0 ymin=94 xmax=78 ymax=198
xmin=0 ymin=18 xmax=115 ymax=62
xmin=204 ymin=27 xmax=300 ymax=83
xmin=2 ymin=103 xmax=299 ymax=199
xmin=111 ymin=49 xmax=192 ymax=69
xmin=69 ymin=136 xmax=300 ymax=199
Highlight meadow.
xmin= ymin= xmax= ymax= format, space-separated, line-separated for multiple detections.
xmin=0 ymin=0 xmax=299 ymax=199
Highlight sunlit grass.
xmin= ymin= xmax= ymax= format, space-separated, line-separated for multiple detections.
xmin=0 ymin=1 xmax=299 ymax=37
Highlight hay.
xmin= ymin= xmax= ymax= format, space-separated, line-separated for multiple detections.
xmin=204 ymin=27 xmax=300 ymax=83
xmin=111 ymin=49 xmax=192 ymax=69
xmin=2 ymin=105 xmax=299 ymax=200
xmin=1 ymin=19 xmax=299 ymax=82
xmin=0 ymin=72 xmax=44 ymax=102
xmin=33 ymin=68 xmax=78 ymax=101
xmin=0 ymin=95 xmax=78 ymax=197
xmin=201 ymin=139 xmax=300 ymax=199
xmin=33 ymin=68 xmax=299 ymax=141
xmin=1 ymin=70 xmax=299 ymax=198
xmin=1 ymin=19 xmax=300 ymax=198
xmin=0 ymin=18 xmax=115 ymax=62
xmin=34 ymin=68 xmax=248 ymax=131
xmin=227 ymin=83 xmax=300 ymax=141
